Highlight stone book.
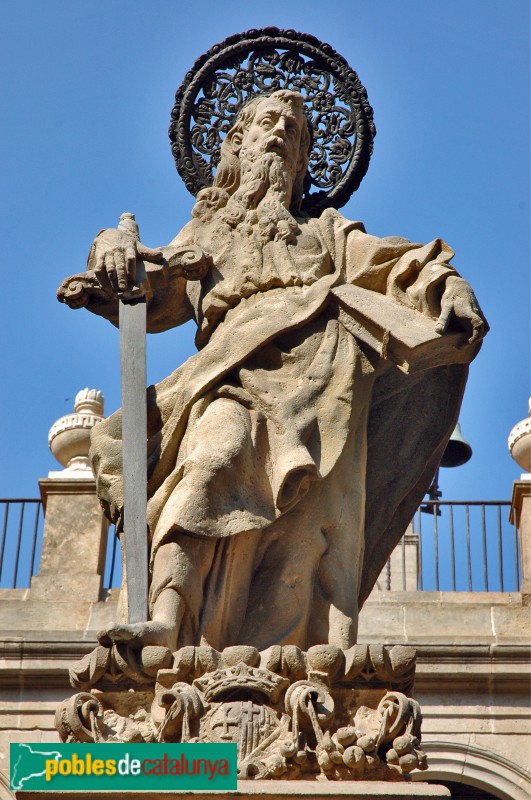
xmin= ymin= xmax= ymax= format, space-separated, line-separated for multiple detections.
xmin=332 ymin=283 xmax=477 ymax=374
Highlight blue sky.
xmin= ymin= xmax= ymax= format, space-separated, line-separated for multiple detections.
xmin=1 ymin=0 xmax=529 ymax=505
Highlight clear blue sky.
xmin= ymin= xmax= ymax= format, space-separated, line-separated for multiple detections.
xmin=1 ymin=0 xmax=529 ymax=503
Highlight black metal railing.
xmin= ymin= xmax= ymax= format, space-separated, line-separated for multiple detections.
xmin=410 ymin=501 xmax=519 ymax=592
xmin=103 ymin=524 xmax=121 ymax=589
xmin=0 ymin=499 xmax=44 ymax=589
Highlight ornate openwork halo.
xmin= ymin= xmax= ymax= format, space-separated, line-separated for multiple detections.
xmin=169 ymin=27 xmax=376 ymax=216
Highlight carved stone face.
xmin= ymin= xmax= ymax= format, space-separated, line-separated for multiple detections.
xmin=240 ymin=95 xmax=304 ymax=179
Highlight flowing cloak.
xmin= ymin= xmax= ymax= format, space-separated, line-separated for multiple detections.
xmin=90 ymin=208 xmax=481 ymax=645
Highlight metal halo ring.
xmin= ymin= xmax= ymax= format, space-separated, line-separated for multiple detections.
xmin=169 ymin=27 xmax=376 ymax=216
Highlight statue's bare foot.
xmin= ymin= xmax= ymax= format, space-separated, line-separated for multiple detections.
xmin=97 ymin=621 xmax=176 ymax=651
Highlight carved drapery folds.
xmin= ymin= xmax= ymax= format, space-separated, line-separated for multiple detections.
xmin=57 ymin=644 xmax=427 ymax=781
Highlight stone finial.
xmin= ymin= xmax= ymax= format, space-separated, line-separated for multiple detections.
xmin=48 ymin=389 xmax=105 ymax=477
xmin=508 ymin=398 xmax=531 ymax=475
xmin=73 ymin=387 xmax=104 ymax=415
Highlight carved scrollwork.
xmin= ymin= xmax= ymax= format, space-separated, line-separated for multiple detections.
xmin=169 ymin=27 xmax=376 ymax=215
xmin=152 ymin=682 xmax=203 ymax=743
xmin=58 ymin=644 xmax=427 ymax=780
xmin=55 ymin=692 xmax=102 ymax=743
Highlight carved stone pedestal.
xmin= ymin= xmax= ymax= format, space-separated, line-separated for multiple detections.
xmin=56 ymin=643 xmax=435 ymax=786
xmin=16 ymin=780 xmax=451 ymax=799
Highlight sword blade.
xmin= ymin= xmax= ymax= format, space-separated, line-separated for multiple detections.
xmin=119 ymin=295 xmax=148 ymax=624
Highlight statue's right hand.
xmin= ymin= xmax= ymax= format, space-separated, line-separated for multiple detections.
xmin=88 ymin=228 xmax=163 ymax=296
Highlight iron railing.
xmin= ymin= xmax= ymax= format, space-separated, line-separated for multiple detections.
xmin=0 ymin=499 xmax=521 ymax=593
xmin=103 ymin=523 xmax=121 ymax=589
xmin=384 ymin=500 xmax=519 ymax=592
xmin=0 ymin=499 xmax=44 ymax=589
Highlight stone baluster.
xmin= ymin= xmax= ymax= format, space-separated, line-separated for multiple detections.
xmin=508 ymin=398 xmax=531 ymax=598
xmin=29 ymin=389 xmax=110 ymax=602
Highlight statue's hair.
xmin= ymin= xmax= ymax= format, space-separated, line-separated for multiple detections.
xmin=213 ymin=90 xmax=311 ymax=213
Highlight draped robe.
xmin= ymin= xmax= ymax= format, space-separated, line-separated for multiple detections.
xmin=90 ymin=207 xmax=480 ymax=651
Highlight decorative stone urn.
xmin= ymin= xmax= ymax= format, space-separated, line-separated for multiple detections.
xmin=508 ymin=398 xmax=531 ymax=474
xmin=48 ymin=388 xmax=105 ymax=475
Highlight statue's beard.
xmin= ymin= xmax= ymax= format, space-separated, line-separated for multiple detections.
xmin=221 ymin=149 xmax=300 ymax=243
xmin=235 ymin=148 xmax=294 ymax=210
xmin=191 ymin=147 xmax=301 ymax=243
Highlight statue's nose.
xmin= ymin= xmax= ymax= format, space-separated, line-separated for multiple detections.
xmin=272 ymin=116 xmax=287 ymax=135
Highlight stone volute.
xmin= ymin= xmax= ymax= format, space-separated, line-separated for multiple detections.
xmin=48 ymin=388 xmax=105 ymax=476
xmin=508 ymin=398 xmax=531 ymax=475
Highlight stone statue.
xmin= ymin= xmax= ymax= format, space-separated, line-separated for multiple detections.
xmin=61 ymin=86 xmax=486 ymax=653
xmin=56 ymin=31 xmax=488 ymax=777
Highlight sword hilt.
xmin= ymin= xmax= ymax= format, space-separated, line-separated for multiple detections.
xmin=117 ymin=212 xmax=149 ymax=302
xmin=57 ymin=213 xmax=211 ymax=310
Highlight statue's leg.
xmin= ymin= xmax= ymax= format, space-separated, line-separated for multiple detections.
xmin=98 ymin=533 xmax=220 ymax=650
xmin=97 ymin=586 xmax=183 ymax=650
xmin=99 ymin=395 xmax=266 ymax=650
xmin=150 ymin=395 xmax=271 ymax=540
xmin=309 ymin=412 xmax=367 ymax=649
xmin=235 ymin=406 xmax=367 ymax=651
xmin=234 ymin=510 xmax=328 ymax=650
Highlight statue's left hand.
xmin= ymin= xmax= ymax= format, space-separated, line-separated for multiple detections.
xmin=435 ymin=275 xmax=489 ymax=345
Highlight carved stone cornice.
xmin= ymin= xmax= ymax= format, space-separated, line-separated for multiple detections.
xmin=0 ymin=638 xmax=96 ymax=689
xmin=0 ymin=639 xmax=529 ymax=691
xmin=411 ymin=643 xmax=531 ymax=692
xmin=38 ymin=478 xmax=97 ymax=509
xmin=510 ymin=478 xmax=531 ymax=525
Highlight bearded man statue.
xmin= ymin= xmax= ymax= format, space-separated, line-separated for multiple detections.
xmin=67 ymin=89 xmax=487 ymax=654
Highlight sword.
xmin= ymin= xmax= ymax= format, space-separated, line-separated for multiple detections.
xmin=117 ymin=212 xmax=148 ymax=624
xmin=57 ymin=216 xmax=210 ymax=627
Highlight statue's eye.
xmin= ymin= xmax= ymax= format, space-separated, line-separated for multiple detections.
xmin=259 ymin=116 xmax=272 ymax=128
